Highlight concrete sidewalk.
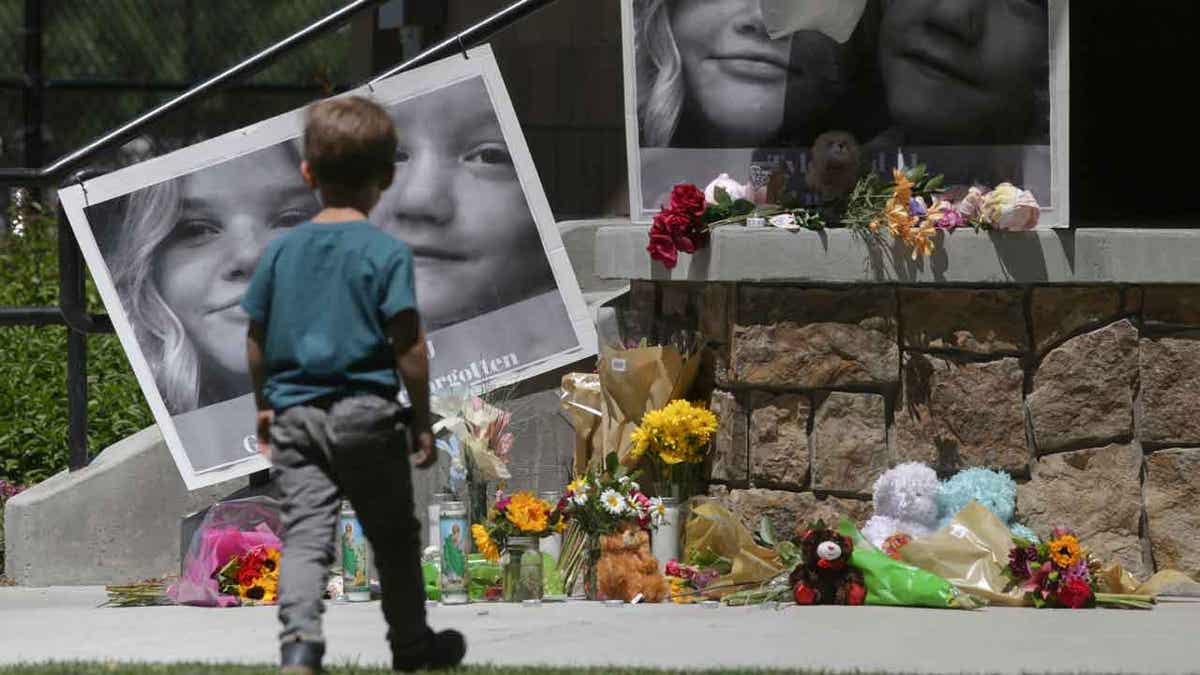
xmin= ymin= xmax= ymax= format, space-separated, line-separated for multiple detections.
xmin=1 ymin=586 xmax=1197 ymax=673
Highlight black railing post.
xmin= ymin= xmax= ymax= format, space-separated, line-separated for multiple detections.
xmin=57 ymin=197 xmax=91 ymax=470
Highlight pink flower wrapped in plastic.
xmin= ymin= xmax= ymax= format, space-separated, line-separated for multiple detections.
xmin=168 ymin=496 xmax=283 ymax=607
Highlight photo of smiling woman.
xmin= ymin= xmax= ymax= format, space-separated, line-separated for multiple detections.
xmin=91 ymin=142 xmax=321 ymax=472
xmin=625 ymin=0 xmax=1059 ymax=219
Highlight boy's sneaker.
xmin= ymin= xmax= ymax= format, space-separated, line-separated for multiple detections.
xmin=281 ymin=640 xmax=324 ymax=675
xmin=392 ymin=629 xmax=466 ymax=672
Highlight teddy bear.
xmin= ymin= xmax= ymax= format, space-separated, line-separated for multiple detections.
xmin=862 ymin=462 xmax=941 ymax=550
xmin=596 ymin=521 xmax=668 ymax=603
xmin=937 ymin=467 xmax=1039 ymax=542
xmin=789 ymin=524 xmax=866 ymax=605
xmin=805 ymin=130 xmax=861 ymax=202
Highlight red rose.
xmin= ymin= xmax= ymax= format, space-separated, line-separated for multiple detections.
xmin=647 ymin=227 xmax=679 ymax=269
xmin=648 ymin=207 xmax=701 ymax=269
xmin=668 ymin=183 xmax=706 ymax=217
xmin=1058 ymin=578 xmax=1093 ymax=609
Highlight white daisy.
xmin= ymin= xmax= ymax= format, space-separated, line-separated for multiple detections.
xmin=630 ymin=481 xmax=641 ymax=493
xmin=649 ymin=497 xmax=668 ymax=526
xmin=572 ymin=492 xmax=589 ymax=506
xmin=600 ymin=488 xmax=627 ymax=515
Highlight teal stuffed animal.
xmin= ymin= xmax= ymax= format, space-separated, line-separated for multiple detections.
xmin=937 ymin=468 xmax=1039 ymax=542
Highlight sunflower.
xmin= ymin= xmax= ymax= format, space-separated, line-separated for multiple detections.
xmin=263 ymin=548 xmax=281 ymax=575
xmin=472 ymin=524 xmax=500 ymax=562
xmin=1047 ymin=533 xmax=1081 ymax=568
xmin=506 ymin=492 xmax=550 ymax=533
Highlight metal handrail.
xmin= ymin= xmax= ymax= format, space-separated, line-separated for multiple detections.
xmin=0 ymin=0 xmax=559 ymax=469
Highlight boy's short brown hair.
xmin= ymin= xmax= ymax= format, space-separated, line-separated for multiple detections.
xmin=303 ymin=96 xmax=397 ymax=192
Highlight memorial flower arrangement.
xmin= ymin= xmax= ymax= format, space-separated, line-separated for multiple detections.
xmin=646 ymin=166 xmax=1042 ymax=267
xmin=628 ymin=399 xmax=718 ymax=498
xmin=646 ymin=177 xmax=822 ymax=269
xmin=554 ymin=453 xmax=663 ymax=591
xmin=215 ymin=544 xmax=280 ymax=605
xmin=433 ymin=394 xmax=514 ymax=486
xmin=1005 ymin=529 xmax=1153 ymax=609
xmin=471 ymin=490 xmax=553 ymax=563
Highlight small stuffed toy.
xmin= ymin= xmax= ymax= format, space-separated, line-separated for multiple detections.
xmin=789 ymin=524 xmax=866 ymax=605
xmin=937 ymin=467 xmax=1039 ymax=542
xmin=805 ymin=130 xmax=861 ymax=201
xmin=596 ymin=522 xmax=668 ymax=603
xmin=862 ymin=462 xmax=941 ymax=549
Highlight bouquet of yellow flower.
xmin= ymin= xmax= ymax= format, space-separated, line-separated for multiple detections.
xmin=470 ymin=491 xmax=553 ymax=563
xmin=628 ymin=399 xmax=718 ymax=499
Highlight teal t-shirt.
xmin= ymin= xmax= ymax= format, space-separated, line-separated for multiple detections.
xmin=241 ymin=220 xmax=417 ymax=411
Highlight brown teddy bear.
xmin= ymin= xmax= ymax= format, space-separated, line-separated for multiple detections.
xmin=596 ymin=522 xmax=668 ymax=603
xmin=789 ymin=524 xmax=866 ymax=605
xmin=805 ymin=130 xmax=861 ymax=202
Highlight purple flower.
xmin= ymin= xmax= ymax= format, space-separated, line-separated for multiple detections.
xmin=1062 ymin=560 xmax=1091 ymax=585
xmin=908 ymin=197 xmax=927 ymax=217
xmin=1008 ymin=543 xmax=1038 ymax=578
xmin=692 ymin=569 xmax=721 ymax=590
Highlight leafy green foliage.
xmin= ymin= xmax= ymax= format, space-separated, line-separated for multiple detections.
xmin=0 ymin=204 xmax=153 ymax=487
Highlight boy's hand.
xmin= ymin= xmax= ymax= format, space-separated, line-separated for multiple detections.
xmin=256 ymin=410 xmax=275 ymax=456
xmin=412 ymin=430 xmax=436 ymax=469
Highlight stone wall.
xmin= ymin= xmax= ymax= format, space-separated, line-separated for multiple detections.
xmin=628 ymin=280 xmax=1200 ymax=579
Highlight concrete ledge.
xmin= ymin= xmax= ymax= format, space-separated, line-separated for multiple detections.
xmin=3 ymin=426 xmax=238 ymax=586
xmin=595 ymin=223 xmax=1200 ymax=284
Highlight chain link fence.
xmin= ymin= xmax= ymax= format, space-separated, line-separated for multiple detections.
xmin=1 ymin=0 xmax=359 ymax=175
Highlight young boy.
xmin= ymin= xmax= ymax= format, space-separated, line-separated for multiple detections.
xmin=243 ymin=96 xmax=466 ymax=674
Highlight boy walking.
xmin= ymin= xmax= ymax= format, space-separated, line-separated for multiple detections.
xmin=243 ymin=96 xmax=466 ymax=674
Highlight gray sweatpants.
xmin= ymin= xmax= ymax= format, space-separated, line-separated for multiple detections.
xmin=269 ymin=394 xmax=428 ymax=655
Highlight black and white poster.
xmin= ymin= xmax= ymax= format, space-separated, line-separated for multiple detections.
xmin=623 ymin=0 xmax=1069 ymax=226
xmin=59 ymin=47 xmax=596 ymax=489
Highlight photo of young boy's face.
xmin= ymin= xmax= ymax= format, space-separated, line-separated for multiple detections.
xmin=371 ymin=78 xmax=555 ymax=331
xmin=155 ymin=145 xmax=319 ymax=401
xmin=877 ymin=0 xmax=1049 ymax=144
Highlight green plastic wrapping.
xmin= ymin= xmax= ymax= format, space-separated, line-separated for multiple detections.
xmin=837 ymin=519 xmax=980 ymax=610
xmin=423 ymin=553 xmax=562 ymax=601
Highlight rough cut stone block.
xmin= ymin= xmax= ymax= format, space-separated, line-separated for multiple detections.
xmin=1140 ymin=335 xmax=1200 ymax=446
xmin=697 ymin=283 xmax=732 ymax=348
xmin=722 ymin=489 xmax=870 ymax=537
xmin=896 ymin=354 xmax=1028 ymax=474
xmin=1122 ymin=286 xmax=1144 ymax=318
xmin=1144 ymin=448 xmax=1200 ymax=578
xmin=1143 ymin=285 xmax=1200 ymax=327
xmin=812 ymin=393 xmax=887 ymax=493
xmin=900 ymin=288 xmax=1027 ymax=355
xmin=1017 ymin=443 xmax=1147 ymax=578
xmin=732 ymin=287 xmax=898 ymax=388
xmin=749 ymin=393 xmax=810 ymax=488
xmin=1028 ymin=320 xmax=1137 ymax=454
xmin=891 ymin=354 xmax=944 ymax=469
xmin=1030 ymin=287 xmax=1121 ymax=353
xmin=709 ymin=390 xmax=748 ymax=482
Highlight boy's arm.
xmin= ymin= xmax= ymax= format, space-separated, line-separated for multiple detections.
xmin=246 ymin=320 xmax=273 ymax=456
xmin=387 ymin=308 xmax=436 ymax=469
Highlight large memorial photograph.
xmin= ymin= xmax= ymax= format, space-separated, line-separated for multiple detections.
xmin=623 ymin=0 xmax=1069 ymax=226
xmin=58 ymin=47 xmax=596 ymax=489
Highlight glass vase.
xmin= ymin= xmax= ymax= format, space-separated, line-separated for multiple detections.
xmin=501 ymin=536 xmax=543 ymax=602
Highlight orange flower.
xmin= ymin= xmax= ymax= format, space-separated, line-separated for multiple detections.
xmin=892 ymin=168 xmax=914 ymax=203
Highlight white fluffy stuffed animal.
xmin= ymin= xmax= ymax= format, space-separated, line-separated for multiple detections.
xmin=862 ymin=462 xmax=940 ymax=549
